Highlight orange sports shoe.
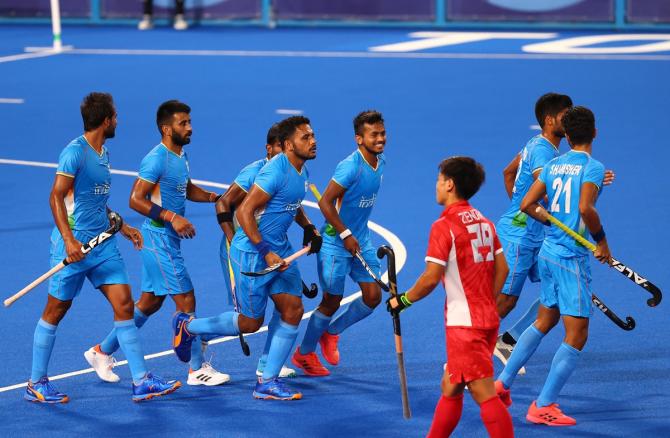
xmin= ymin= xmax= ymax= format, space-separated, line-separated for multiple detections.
xmin=291 ymin=348 xmax=330 ymax=377
xmin=526 ymin=401 xmax=576 ymax=426
xmin=495 ymin=380 xmax=512 ymax=407
xmin=319 ymin=332 xmax=340 ymax=366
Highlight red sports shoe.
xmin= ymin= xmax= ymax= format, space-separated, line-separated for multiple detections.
xmin=526 ymin=401 xmax=576 ymax=426
xmin=291 ymin=348 xmax=330 ymax=377
xmin=319 ymin=332 xmax=340 ymax=366
xmin=495 ymin=380 xmax=512 ymax=407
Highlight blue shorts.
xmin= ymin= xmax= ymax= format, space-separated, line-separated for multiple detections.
xmin=48 ymin=229 xmax=129 ymax=301
xmin=538 ymin=248 xmax=593 ymax=318
xmin=317 ymin=246 xmax=381 ymax=296
xmin=500 ymin=237 xmax=540 ymax=297
xmin=219 ymin=237 xmax=234 ymax=305
xmin=140 ymin=227 xmax=193 ymax=296
xmin=231 ymin=242 xmax=302 ymax=319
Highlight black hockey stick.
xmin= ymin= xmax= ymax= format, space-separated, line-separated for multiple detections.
xmin=377 ymin=245 xmax=411 ymax=420
xmin=302 ymin=281 xmax=318 ymax=299
xmin=225 ymin=240 xmax=250 ymax=356
xmin=354 ymin=251 xmax=390 ymax=291
xmin=592 ymin=293 xmax=635 ymax=331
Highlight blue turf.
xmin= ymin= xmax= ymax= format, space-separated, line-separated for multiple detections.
xmin=0 ymin=25 xmax=669 ymax=437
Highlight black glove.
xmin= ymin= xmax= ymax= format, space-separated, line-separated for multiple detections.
xmin=302 ymin=224 xmax=322 ymax=254
xmin=386 ymin=292 xmax=413 ymax=315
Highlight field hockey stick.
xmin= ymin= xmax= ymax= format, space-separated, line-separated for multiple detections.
xmin=302 ymin=281 xmax=318 ymax=299
xmin=308 ymin=184 xmax=389 ymax=291
xmin=377 ymin=245 xmax=411 ymax=420
xmin=592 ymin=293 xmax=635 ymax=331
xmin=225 ymin=240 xmax=250 ymax=356
xmin=4 ymin=212 xmax=124 ymax=307
xmin=536 ymin=207 xmax=662 ymax=307
xmin=242 ymin=245 xmax=310 ymax=277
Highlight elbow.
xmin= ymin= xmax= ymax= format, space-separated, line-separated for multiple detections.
xmin=578 ymin=203 xmax=591 ymax=217
xmin=520 ymin=198 xmax=532 ymax=214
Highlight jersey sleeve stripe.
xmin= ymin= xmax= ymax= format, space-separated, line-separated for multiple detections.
xmin=253 ymin=182 xmax=270 ymax=196
xmin=331 ymin=178 xmax=346 ymax=189
xmin=138 ymin=176 xmax=157 ymax=184
xmin=425 ymin=256 xmax=447 ymax=266
xmin=56 ymin=171 xmax=74 ymax=178
xmin=232 ymin=182 xmax=248 ymax=193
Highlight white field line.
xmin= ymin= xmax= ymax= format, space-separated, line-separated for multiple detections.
xmin=0 ymin=98 xmax=25 ymax=104
xmin=0 ymin=157 xmax=406 ymax=393
xmin=21 ymin=46 xmax=670 ymax=61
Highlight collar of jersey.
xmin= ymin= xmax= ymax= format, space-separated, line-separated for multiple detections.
xmin=539 ymin=134 xmax=560 ymax=152
xmin=160 ymin=143 xmax=184 ymax=158
xmin=356 ymin=148 xmax=380 ymax=171
xmin=82 ymin=135 xmax=105 ymax=158
xmin=568 ymin=149 xmax=591 ymax=157
xmin=442 ymin=200 xmax=470 ymax=216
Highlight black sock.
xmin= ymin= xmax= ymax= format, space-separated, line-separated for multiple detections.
xmin=502 ymin=331 xmax=517 ymax=346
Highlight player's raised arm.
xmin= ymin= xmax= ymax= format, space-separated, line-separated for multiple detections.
xmin=215 ymin=183 xmax=246 ymax=242
xmin=186 ymin=179 xmax=219 ymax=203
xmin=129 ymin=178 xmax=194 ymax=239
xmin=318 ymin=180 xmax=360 ymax=255
xmin=49 ymin=174 xmax=84 ymax=263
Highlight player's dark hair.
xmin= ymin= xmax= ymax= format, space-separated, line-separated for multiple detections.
xmin=535 ymin=93 xmax=573 ymax=128
xmin=353 ymin=110 xmax=384 ymax=136
xmin=562 ymin=106 xmax=596 ymax=146
xmin=266 ymin=123 xmax=281 ymax=145
xmin=80 ymin=92 xmax=115 ymax=131
xmin=438 ymin=156 xmax=486 ymax=200
xmin=277 ymin=116 xmax=311 ymax=147
xmin=156 ymin=100 xmax=191 ymax=134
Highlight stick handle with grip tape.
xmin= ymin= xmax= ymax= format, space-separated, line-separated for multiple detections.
xmin=377 ymin=244 xmax=411 ymax=420
xmin=4 ymin=212 xmax=124 ymax=307
xmin=536 ymin=206 xmax=662 ymax=307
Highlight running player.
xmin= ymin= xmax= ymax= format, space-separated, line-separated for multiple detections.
xmin=173 ymin=116 xmax=322 ymax=400
xmin=26 ymin=92 xmax=180 ymax=403
xmin=292 ymin=110 xmax=386 ymax=376
xmin=85 ymin=100 xmax=229 ymax=387
xmin=496 ymin=106 xmax=610 ymax=426
xmin=387 ymin=157 xmax=513 ymax=438
xmin=216 ymin=123 xmax=296 ymax=378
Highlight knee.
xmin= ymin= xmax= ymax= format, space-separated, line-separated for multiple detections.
xmin=114 ymin=297 xmax=134 ymax=320
xmin=534 ymin=317 xmax=558 ymax=334
xmin=136 ymin=294 xmax=163 ymax=316
xmin=282 ymin=302 xmax=304 ymax=325
xmin=318 ymin=294 xmax=342 ymax=317
xmin=238 ymin=315 xmax=263 ymax=333
xmin=179 ymin=293 xmax=196 ymax=313
xmin=496 ymin=295 xmax=517 ymax=318
xmin=564 ymin=329 xmax=588 ymax=350
xmin=43 ymin=301 xmax=72 ymax=324
xmin=362 ymin=288 xmax=382 ymax=308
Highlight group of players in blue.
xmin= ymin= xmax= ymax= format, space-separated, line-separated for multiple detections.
xmin=26 ymin=89 xmax=613 ymax=431
xmin=26 ymin=92 xmax=388 ymax=403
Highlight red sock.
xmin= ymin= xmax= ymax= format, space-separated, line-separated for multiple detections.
xmin=479 ymin=395 xmax=514 ymax=438
xmin=427 ymin=394 xmax=463 ymax=438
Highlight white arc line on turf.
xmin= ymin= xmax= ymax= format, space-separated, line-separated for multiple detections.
xmin=0 ymin=98 xmax=24 ymax=104
xmin=0 ymin=157 xmax=406 ymax=393
xmin=276 ymin=109 xmax=303 ymax=115
xmin=0 ymin=48 xmax=68 ymax=64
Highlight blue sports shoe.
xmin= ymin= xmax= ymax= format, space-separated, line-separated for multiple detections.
xmin=24 ymin=377 xmax=69 ymax=404
xmin=132 ymin=373 xmax=181 ymax=402
xmin=172 ymin=312 xmax=195 ymax=362
xmin=253 ymin=377 xmax=302 ymax=401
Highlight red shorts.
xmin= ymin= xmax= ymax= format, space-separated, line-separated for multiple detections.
xmin=445 ymin=327 xmax=498 ymax=384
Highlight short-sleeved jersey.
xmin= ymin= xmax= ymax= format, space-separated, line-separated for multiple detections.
xmin=233 ymin=153 xmax=308 ymax=252
xmin=539 ymin=150 xmax=605 ymax=258
xmin=497 ymin=135 xmax=559 ymax=247
xmin=55 ymin=135 xmax=112 ymax=235
xmin=138 ymin=144 xmax=190 ymax=237
xmin=426 ymin=201 xmax=503 ymax=329
xmin=321 ymin=150 xmax=385 ymax=256
xmin=234 ymin=158 xmax=268 ymax=193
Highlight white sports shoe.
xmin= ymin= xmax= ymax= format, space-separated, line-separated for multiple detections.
xmin=138 ymin=15 xmax=153 ymax=30
xmin=494 ymin=335 xmax=526 ymax=375
xmin=187 ymin=362 xmax=230 ymax=386
xmin=173 ymin=14 xmax=188 ymax=31
xmin=84 ymin=346 xmax=120 ymax=383
xmin=256 ymin=365 xmax=297 ymax=378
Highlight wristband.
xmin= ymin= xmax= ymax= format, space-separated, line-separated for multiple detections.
xmin=303 ymin=223 xmax=316 ymax=231
xmin=399 ymin=293 xmax=413 ymax=307
xmin=255 ymin=240 xmax=271 ymax=258
xmin=217 ymin=211 xmax=234 ymax=224
xmin=590 ymin=226 xmax=606 ymax=243
xmin=339 ymin=229 xmax=352 ymax=240
xmin=149 ymin=203 xmax=163 ymax=221
xmin=209 ymin=193 xmax=221 ymax=203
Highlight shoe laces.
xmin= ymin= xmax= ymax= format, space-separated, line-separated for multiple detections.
xmin=108 ymin=356 xmax=118 ymax=371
